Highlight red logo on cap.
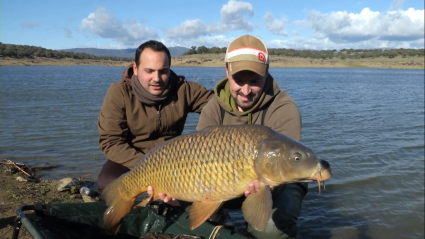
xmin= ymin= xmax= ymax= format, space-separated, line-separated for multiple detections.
xmin=258 ymin=52 xmax=266 ymax=63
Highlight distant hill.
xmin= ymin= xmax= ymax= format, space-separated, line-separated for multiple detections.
xmin=61 ymin=46 xmax=190 ymax=58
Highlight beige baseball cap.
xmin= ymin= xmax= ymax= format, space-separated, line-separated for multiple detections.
xmin=225 ymin=34 xmax=269 ymax=76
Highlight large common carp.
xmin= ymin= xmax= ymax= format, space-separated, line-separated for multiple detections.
xmin=102 ymin=125 xmax=331 ymax=235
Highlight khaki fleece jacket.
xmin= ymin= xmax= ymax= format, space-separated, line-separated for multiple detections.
xmin=196 ymin=73 xmax=307 ymax=236
xmin=196 ymin=73 xmax=302 ymax=141
xmin=98 ymin=65 xmax=213 ymax=169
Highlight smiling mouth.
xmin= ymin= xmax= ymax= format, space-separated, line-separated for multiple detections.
xmin=238 ymin=94 xmax=253 ymax=102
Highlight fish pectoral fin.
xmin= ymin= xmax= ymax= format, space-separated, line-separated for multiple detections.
xmin=133 ymin=192 xmax=160 ymax=208
xmin=189 ymin=201 xmax=223 ymax=230
xmin=134 ymin=195 xmax=151 ymax=208
xmin=241 ymin=182 xmax=272 ymax=231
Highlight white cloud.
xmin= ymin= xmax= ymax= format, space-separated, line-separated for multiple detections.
xmin=263 ymin=12 xmax=288 ymax=36
xmin=166 ymin=0 xmax=255 ymax=40
xmin=219 ymin=0 xmax=254 ymax=31
xmin=306 ymin=7 xmax=424 ymax=44
xmin=268 ymin=37 xmax=335 ymax=50
xmin=165 ymin=19 xmax=208 ymax=38
xmin=268 ymin=35 xmax=424 ymax=50
xmin=166 ymin=35 xmax=230 ymax=48
xmin=79 ymin=7 xmax=158 ymax=46
xmin=77 ymin=2 xmax=423 ymax=50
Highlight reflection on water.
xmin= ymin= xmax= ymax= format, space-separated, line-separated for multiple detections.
xmin=1 ymin=66 xmax=424 ymax=238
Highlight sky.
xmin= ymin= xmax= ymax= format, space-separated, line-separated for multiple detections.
xmin=1 ymin=0 xmax=424 ymax=50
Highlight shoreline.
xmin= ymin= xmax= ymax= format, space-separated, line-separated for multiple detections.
xmin=0 ymin=161 xmax=94 ymax=238
xmin=1 ymin=55 xmax=424 ymax=69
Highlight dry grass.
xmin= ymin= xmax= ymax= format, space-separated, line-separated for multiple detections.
xmin=0 ymin=57 xmax=132 ymax=67
xmin=1 ymin=55 xmax=423 ymax=69
xmin=171 ymin=54 xmax=424 ymax=69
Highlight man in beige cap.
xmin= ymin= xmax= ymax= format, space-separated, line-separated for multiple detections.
xmin=196 ymin=34 xmax=307 ymax=239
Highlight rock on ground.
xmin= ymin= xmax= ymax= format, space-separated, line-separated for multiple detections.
xmin=0 ymin=162 xmax=98 ymax=238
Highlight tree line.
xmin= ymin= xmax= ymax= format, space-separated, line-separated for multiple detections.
xmin=0 ymin=43 xmax=131 ymax=61
xmin=2 ymin=42 xmax=423 ymax=61
xmin=184 ymin=45 xmax=425 ymax=60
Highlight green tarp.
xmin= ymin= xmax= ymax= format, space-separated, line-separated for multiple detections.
xmin=15 ymin=202 xmax=249 ymax=239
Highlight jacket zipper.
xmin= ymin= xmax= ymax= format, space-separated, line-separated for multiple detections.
xmin=156 ymin=105 xmax=161 ymax=128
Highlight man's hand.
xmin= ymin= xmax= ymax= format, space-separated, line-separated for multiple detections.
xmin=147 ymin=186 xmax=180 ymax=207
xmin=244 ymin=180 xmax=274 ymax=197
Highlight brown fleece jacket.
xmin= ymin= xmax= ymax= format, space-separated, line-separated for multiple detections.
xmin=98 ymin=65 xmax=213 ymax=168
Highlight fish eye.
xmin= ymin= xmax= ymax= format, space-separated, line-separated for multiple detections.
xmin=294 ymin=152 xmax=302 ymax=161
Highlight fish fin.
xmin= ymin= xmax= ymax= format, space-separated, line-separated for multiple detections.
xmin=134 ymin=195 xmax=151 ymax=208
xmin=189 ymin=201 xmax=223 ymax=230
xmin=241 ymin=182 xmax=272 ymax=231
xmin=133 ymin=191 xmax=160 ymax=208
xmin=102 ymin=178 xmax=136 ymax=235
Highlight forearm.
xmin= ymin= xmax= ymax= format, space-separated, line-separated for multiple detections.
xmin=186 ymin=82 xmax=214 ymax=113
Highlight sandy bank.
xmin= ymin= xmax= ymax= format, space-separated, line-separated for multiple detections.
xmin=1 ymin=55 xmax=423 ymax=69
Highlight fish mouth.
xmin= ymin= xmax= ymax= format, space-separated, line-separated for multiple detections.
xmin=311 ymin=159 xmax=332 ymax=194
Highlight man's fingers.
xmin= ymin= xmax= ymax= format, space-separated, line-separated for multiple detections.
xmin=164 ymin=196 xmax=171 ymax=203
xmin=147 ymin=188 xmax=177 ymax=204
xmin=245 ymin=180 xmax=262 ymax=197
xmin=254 ymin=180 xmax=260 ymax=192
xmin=159 ymin=194 xmax=177 ymax=203
xmin=245 ymin=182 xmax=255 ymax=197
xmin=248 ymin=183 xmax=254 ymax=192
xmin=158 ymin=193 xmax=165 ymax=201
xmin=147 ymin=186 xmax=153 ymax=195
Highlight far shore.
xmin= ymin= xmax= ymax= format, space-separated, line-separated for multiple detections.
xmin=1 ymin=55 xmax=424 ymax=69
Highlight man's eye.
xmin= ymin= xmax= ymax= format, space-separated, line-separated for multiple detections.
xmin=252 ymin=78 xmax=264 ymax=84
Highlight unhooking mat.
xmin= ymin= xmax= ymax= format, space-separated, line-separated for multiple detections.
xmin=13 ymin=202 xmax=249 ymax=239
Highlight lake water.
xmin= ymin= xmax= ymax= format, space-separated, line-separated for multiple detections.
xmin=0 ymin=66 xmax=423 ymax=239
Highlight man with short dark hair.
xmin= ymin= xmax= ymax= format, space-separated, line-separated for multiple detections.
xmin=196 ymin=34 xmax=307 ymax=239
xmin=97 ymin=40 xmax=213 ymax=193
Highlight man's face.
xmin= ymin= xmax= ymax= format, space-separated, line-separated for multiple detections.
xmin=226 ymin=66 xmax=266 ymax=112
xmin=133 ymin=48 xmax=170 ymax=96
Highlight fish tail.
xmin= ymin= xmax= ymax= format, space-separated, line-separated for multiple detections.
xmin=102 ymin=177 xmax=135 ymax=235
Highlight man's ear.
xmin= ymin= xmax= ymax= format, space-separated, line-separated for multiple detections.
xmin=133 ymin=62 xmax=138 ymax=76
xmin=225 ymin=63 xmax=229 ymax=76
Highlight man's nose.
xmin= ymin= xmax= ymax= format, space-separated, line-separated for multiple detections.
xmin=153 ymin=71 xmax=161 ymax=82
xmin=241 ymin=84 xmax=251 ymax=95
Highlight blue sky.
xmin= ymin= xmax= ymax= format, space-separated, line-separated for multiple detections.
xmin=1 ymin=0 xmax=424 ymax=50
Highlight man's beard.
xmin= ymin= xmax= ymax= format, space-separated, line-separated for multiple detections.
xmin=232 ymin=91 xmax=260 ymax=111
